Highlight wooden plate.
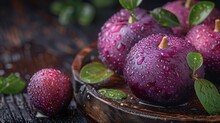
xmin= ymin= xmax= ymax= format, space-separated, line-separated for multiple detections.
xmin=71 ymin=42 xmax=220 ymax=123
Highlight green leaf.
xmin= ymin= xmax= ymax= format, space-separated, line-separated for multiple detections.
xmin=98 ymin=88 xmax=128 ymax=100
xmin=189 ymin=1 xmax=215 ymax=25
xmin=186 ymin=52 xmax=203 ymax=72
xmin=150 ymin=8 xmax=180 ymax=27
xmin=78 ymin=3 xmax=95 ymax=26
xmin=92 ymin=0 xmax=116 ymax=8
xmin=0 ymin=74 xmax=26 ymax=94
xmin=50 ymin=1 xmax=66 ymax=15
xmin=58 ymin=6 xmax=74 ymax=25
xmin=119 ymin=0 xmax=142 ymax=11
xmin=80 ymin=62 xmax=114 ymax=84
xmin=195 ymin=79 xmax=220 ymax=114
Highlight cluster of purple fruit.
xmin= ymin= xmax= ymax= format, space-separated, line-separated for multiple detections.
xmin=26 ymin=0 xmax=220 ymax=117
xmin=98 ymin=0 xmax=220 ymax=105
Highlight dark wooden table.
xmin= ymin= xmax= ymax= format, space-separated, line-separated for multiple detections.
xmin=0 ymin=1 xmax=94 ymax=122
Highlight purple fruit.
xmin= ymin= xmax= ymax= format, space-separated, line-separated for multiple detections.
xmin=163 ymin=0 xmax=220 ymax=35
xmin=186 ymin=19 xmax=220 ymax=76
xmin=124 ymin=34 xmax=204 ymax=106
xmin=98 ymin=8 xmax=172 ymax=73
xmin=27 ymin=68 xmax=73 ymax=116
xmin=163 ymin=0 xmax=192 ymax=35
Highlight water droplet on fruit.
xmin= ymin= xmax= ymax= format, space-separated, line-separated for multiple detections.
xmin=137 ymin=57 xmax=145 ymax=65
xmin=156 ymin=64 xmax=160 ymax=68
xmin=160 ymin=52 xmax=170 ymax=58
xmin=103 ymin=50 xmax=109 ymax=55
xmin=112 ymin=40 xmax=116 ymax=46
xmin=111 ymin=24 xmax=123 ymax=33
xmin=163 ymin=66 xmax=169 ymax=71
xmin=196 ymin=35 xmax=200 ymax=39
xmin=117 ymin=43 xmax=125 ymax=52
xmin=130 ymin=25 xmax=135 ymax=29
xmin=105 ymin=31 xmax=110 ymax=37
xmin=203 ymin=42 xmax=208 ymax=47
xmin=116 ymin=35 xmax=121 ymax=41
xmin=211 ymin=43 xmax=220 ymax=51
xmin=105 ymin=22 xmax=112 ymax=28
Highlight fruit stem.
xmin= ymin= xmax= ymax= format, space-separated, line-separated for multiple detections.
xmin=192 ymin=70 xmax=196 ymax=79
xmin=128 ymin=11 xmax=137 ymax=23
xmin=185 ymin=0 xmax=192 ymax=9
xmin=214 ymin=19 xmax=220 ymax=32
xmin=158 ymin=36 xmax=169 ymax=49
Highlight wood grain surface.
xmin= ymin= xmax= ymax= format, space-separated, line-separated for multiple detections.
xmin=0 ymin=0 xmax=91 ymax=122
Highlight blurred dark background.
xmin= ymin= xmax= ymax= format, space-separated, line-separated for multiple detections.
xmin=0 ymin=0 xmax=219 ymax=44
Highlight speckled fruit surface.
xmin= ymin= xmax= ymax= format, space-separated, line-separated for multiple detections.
xmin=27 ymin=68 xmax=73 ymax=116
xmin=186 ymin=24 xmax=220 ymax=76
xmin=98 ymin=8 xmax=172 ymax=73
xmin=163 ymin=0 xmax=220 ymax=36
xmin=124 ymin=34 xmax=205 ymax=105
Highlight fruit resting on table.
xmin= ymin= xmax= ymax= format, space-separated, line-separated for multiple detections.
xmin=27 ymin=68 xmax=73 ymax=116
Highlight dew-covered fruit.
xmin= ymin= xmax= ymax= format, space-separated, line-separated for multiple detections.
xmin=27 ymin=68 xmax=73 ymax=116
xmin=98 ymin=8 xmax=172 ymax=73
xmin=124 ymin=34 xmax=204 ymax=106
xmin=186 ymin=20 xmax=220 ymax=77
xmin=163 ymin=0 xmax=193 ymax=35
xmin=163 ymin=0 xmax=220 ymax=35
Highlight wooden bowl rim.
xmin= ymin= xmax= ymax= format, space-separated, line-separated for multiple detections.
xmin=71 ymin=42 xmax=220 ymax=122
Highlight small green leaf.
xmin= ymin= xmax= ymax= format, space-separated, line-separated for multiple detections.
xmin=195 ymin=79 xmax=220 ymax=114
xmin=0 ymin=74 xmax=26 ymax=94
xmin=119 ymin=0 xmax=142 ymax=11
xmin=92 ymin=0 xmax=116 ymax=8
xmin=189 ymin=1 xmax=215 ymax=25
xmin=80 ymin=62 xmax=114 ymax=84
xmin=186 ymin=52 xmax=203 ymax=72
xmin=78 ymin=3 xmax=95 ymax=26
xmin=50 ymin=1 xmax=66 ymax=15
xmin=150 ymin=8 xmax=180 ymax=27
xmin=59 ymin=6 xmax=74 ymax=25
xmin=98 ymin=88 xmax=128 ymax=100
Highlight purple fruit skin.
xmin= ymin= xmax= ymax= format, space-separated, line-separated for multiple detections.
xmin=203 ymin=8 xmax=220 ymax=25
xmin=124 ymin=34 xmax=204 ymax=106
xmin=163 ymin=0 xmax=191 ymax=35
xmin=186 ymin=24 xmax=220 ymax=75
xmin=98 ymin=8 xmax=172 ymax=73
xmin=27 ymin=68 xmax=73 ymax=116
xmin=163 ymin=0 xmax=220 ymax=36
